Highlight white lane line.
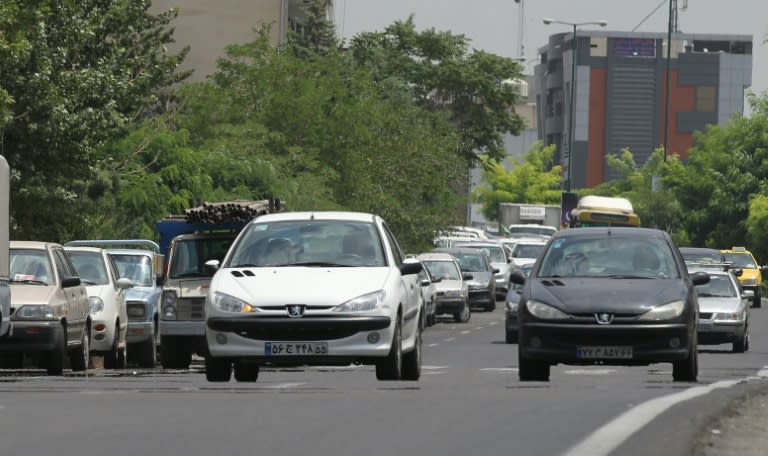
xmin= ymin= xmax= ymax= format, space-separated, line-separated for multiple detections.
xmin=427 ymin=343 xmax=439 ymax=347
xmin=564 ymin=379 xmax=743 ymax=456
xmin=757 ymin=366 xmax=768 ymax=377
xmin=268 ymin=382 xmax=307 ymax=389
xmin=423 ymin=365 xmax=450 ymax=370
xmin=460 ymin=330 xmax=471 ymax=335
xmin=444 ymin=337 xmax=456 ymax=342
xmin=488 ymin=321 xmax=498 ymax=326
xmin=564 ymin=369 xmax=617 ymax=376
xmin=476 ymin=326 xmax=485 ymax=330
xmin=481 ymin=367 xmax=518 ymax=372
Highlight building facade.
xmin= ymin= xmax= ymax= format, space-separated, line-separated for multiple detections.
xmin=150 ymin=0 xmax=333 ymax=81
xmin=534 ymin=31 xmax=752 ymax=188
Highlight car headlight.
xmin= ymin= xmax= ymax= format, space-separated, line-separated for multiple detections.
xmin=740 ymin=279 xmax=757 ymax=286
xmin=714 ymin=311 xmax=744 ymax=321
xmin=525 ymin=300 xmax=570 ymax=320
xmin=211 ymin=292 xmax=255 ymax=313
xmin=333 ymin=290 xmax=386 ymax=312
xmin=89 ymin=297 xmax=104 ymax=314
xmin=162 ymin=290 xmax=178 ymax=320
xmin=13 ymin=305 xmax=56 ymax=321
xmin=127 ymin=303 xmax=148 ymax=319
xmin=637 ymin=300 xmax=685 ymax=321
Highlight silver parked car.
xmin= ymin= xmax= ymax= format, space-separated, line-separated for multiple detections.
xmin=454 ymin=240 xmax=515 ymax=300
xmin=418 ymin=253 xmax=470 ymax=323
xmin=694 ymin=269 xmax=751 ymax=353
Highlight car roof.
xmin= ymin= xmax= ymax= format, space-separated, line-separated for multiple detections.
xmin=454 ymin=242 xmax=502 ymax=248
xmin=418 ymin=252 xmax=457 ymax=261
xmin=679 ymin=247 xmax=722 ymax=254
xmin=64 ymin=246 xmax=105 ymax=254
xmin=10 ymin=240 xmax=59 ymax=250
xmin=106 ymin=249 xmax=155 ymax=256
xmin=551 ymin=227 xmax=667 ymax=239
xmin=253 ymin=211 xmax=377 ymax=223
xmin=433 ymin=247 xmax=488 ymax=255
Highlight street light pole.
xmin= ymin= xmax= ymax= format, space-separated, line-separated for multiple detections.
xmin=543 ymin=18 xmax=607 ymax=191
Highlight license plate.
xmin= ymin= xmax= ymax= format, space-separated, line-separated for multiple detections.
xmin=265 ymin=342 xmax=328 ymax=356
xmin=576 ymin=346 xmax=633 ymax=359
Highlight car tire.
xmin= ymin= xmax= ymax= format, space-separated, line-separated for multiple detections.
xmin=402 ymin=313 xmax=423 ymax=381
xmin=376 ymin=319 xmax=403 ymax=381
xmin=518 ymin=349 xmax=549 ymax=381
xmin=486 ymin=296 xmax=496 ymax=312
xmin=505 ymin=329 xmax=517 ymax=344
xmin=733 ymin=322 xmax=749 ymax=353
xmin=205 ymin=356 xmax=232 ymax=382
xmin=117 ymin=345 xmax=127 ymax=369
xmin=160 ymin=336 xmax=191 ymax=369
xmin=136 ymin=337 xmax=157 ymax=368
xmin=103 ymin=325 xmax=120 ymax=369
xmin=673 ymin=333 xmax=698 ymax=382
xmin=46 ymin=327 xmax=67 ymax=376
xmin=233 ymin=361 xmax=259 ymax=382
xmin=753 ymin=288 xmax=762 ymax=308
xmin=69 ymin=328 xmax=89 ymax=372
xmin=454 ymin=302 xmax=471 ymax=323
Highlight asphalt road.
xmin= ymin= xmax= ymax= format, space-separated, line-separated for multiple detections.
xmin=1 ymin=301 xmax=767 ymax=456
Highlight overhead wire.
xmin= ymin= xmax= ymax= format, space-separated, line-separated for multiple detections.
xmin=631 ymin=0 xmax=667 ymax=32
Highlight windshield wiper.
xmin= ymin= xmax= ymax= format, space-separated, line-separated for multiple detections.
xmin=9 ymin=279 xmax=47 ymax=285
xmin=232 ymin=264 xmax=257 ymax=268
xmin=174 ymin=272 xmax=211 ymax=278
xmin=607 ymin=274 xmax=655 ymax=279
xmin=283 ymin=261 xmax=353 ymax=267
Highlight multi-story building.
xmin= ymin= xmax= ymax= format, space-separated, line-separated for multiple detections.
xmin=151 ymin=0 xmax=334 ymax=81
xmin=534 ymin=31 xmax=752 ymax=188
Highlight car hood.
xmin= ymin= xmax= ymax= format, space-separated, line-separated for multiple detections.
xmin=491 ymin=262 xmax=510 ymax=273
xmin=125 ymin=286 xmax=159 ymax=303
xmin=737 ymin=268 xmax=760 ymax=282
xmin=175 ymin=278 xmax=212 ymax=298
xmin=467 ymin=271 xmax=493 ymax=285
xmin=529 ymin=278 xmax=688 ymax=314
xmin=84 ymin=284 xmax=110 ymax=299
xmin=434 ymin=279 xmax=463 ymax=292
xmin=214 ymin=267 xmax=392 ymax=306
xmin=9 ymin=284 xmax=57 ymax=305
xmin=513 ymin=258 xmax=536 ymax=267
xmin=698 ymin=296 xmax=742 ymax=313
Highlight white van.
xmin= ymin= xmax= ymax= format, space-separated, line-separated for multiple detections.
xmin=0 ymin=155 xmax=10 ymax=338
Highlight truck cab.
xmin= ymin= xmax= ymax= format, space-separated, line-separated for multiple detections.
xmin=157 ymin=220 xmax=244 ymax=368
xmin=0 ymin=155 xmax=11 ymax=338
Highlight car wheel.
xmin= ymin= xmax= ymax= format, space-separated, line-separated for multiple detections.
xmin=205 ymin=356 xmax=232 ymax=382
xmin=672 ymin=333 xmax=698 ymax=382
xmin=486 ymin=296 xmax=496 ymax=312
xmin=103 ymin=325 xmax=120 ymax=369
xmin=376 ymin=319 xmax=403 ymax=380
xmin=505 ymin=329 xmax=517 ymax=344
xmin=69 ymin=328 xmax=89 ymax=372
xmin=733 ymin=322 xmax=749 ymax=353
xmin=518 ymin=349 xmax=549 ymax=381
xmin=46 ymin=327 xmax=67 ymax=376
xmin=402 ymin=313 xmax=423 ymax=381
xmin=454 ymin=302 xmax=471 ymax=323
xmin=136 ymin=336 xmax=157 ymax=368
xmin=160 ymin=335 xmax=191 ymax=369
xmin=753 ymin=288 xmax=762 ymax=308
xmin=233 ymin=361 xmax=259 ymax=382
xmin=117 ymin=345 xmax=127 ymax=369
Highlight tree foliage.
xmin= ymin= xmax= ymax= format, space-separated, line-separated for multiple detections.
xmin=473 ymin=142 xmax=562 ymax=221
xmin=0 ymin=0 xmax=188 ymax=241
xmin=348 ymin=17 xmax=525 ymax=165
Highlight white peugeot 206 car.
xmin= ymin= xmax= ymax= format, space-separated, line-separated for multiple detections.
xmin=204 ymin=211 xmax=424 ymax=382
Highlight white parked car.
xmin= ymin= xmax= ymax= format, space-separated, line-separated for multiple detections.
xmin=504 ymin=238 xmax=548 ymax=267
xmin=65 ymin=246 xmax=132 ymax=368
xmin=204 ymin=211 xmax=424 ymax=382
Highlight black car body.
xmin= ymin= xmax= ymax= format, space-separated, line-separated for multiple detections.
xmin=505 ymin=263 xmax=533 ymax=343
xmin=511 ymin=227 xmax=709 ymax=382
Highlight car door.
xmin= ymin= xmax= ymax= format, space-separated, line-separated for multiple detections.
xmin=52 ymin=248 xmax=88 ymax=344
xmin=380 ymin=223 xmax=421 ymax=331
xmin=107 ymin=254 xmax=129 ymax=342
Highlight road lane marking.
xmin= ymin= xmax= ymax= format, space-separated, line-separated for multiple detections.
xmin=757 ymin=366 xmax=768 ymax=377
xmin=488 ymin=322 xmax=498 ymax=326
xmin=422 ymin=365 xmax=449 ymax=370
xmin=427 ymin=343 xmax=439 ymax=347
xmin=460 ymin=331 xmax=471 ymax=334
xmin=268 ymin=382 xmax=307 ymax=389
xmin=444 ymin=337 xmax=456 ymax=342
xmin=481 ymin=368 xmax=518 ymax=372
xmin=564 ymin=379 xmax=743 ymax=456
xmin=564 ymin=369 xmax=617 ymax=376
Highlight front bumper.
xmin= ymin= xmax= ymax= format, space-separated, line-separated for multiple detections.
xmin=89 ymin=318 xmax=118 ymax=352
xmin=127 ymin=320 xmax=154 ymax=344
xmin=160 ymin=320 xmax=206 ymax=337
xmin=468 ymin=288 xmax=493 ymax=306
xmin=0 ymin=320 xmax=62 ymax=352
xmin=698 ymin=320 xmax=745 ymax=344
xmin=435 ymin=297 xmax=465 ymax=314
xmin=206 ymin=316 xmax=394 ymax=364
xmin=519 ymin=322 xmax=692 ymax=364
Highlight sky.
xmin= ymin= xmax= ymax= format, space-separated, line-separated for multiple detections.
xmin=334 ymin=0 xmax=768 ymax=103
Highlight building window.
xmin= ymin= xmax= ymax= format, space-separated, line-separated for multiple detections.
xmin=696 ymin=86 xmax=716 ymax=113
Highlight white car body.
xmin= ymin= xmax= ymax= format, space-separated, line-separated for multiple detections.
xmin=65 ymin=246 xmax=131 ymax=368
xmin=205 ymin=211 xmax=424 ymax=382
xmin=505 ymin=239 xmax=549 ymax=268
xmin=0 ymin=155 xmax=10 ymax=338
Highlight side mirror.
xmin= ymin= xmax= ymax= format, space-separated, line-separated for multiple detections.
xmin=732 ymin=268 xmax=743 ymax=277
xmin=205 ymin=259 xmax=221 ymax=271
xmin=743 ymin=289 xmax=755 ymax=299
xmin=431 ymin=277 xmax=443 ymax=283
xmin=690 ymin=271 xmax=710 ymax=286
xmin=492 ymin=267 xmax=500 ymax=274
xmin=152 ymin=254 xmax=165 ymax=277
xmin=61 ymin=277 xmax=82 ymax=288
xmin=117 ymin=277 xmax=133 ymax=290
xmin=510 ymin=270 xmax=527 ymax=285
xmin=420 ymin=279 xmax=431 ymax=287
xmin=399 ymin=258 xmax=422 ymax=276
xmin=462 ymin=272 xmax=474 ymax=281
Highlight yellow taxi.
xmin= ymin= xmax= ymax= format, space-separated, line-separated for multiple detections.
xmin=721 ymin=247 xmax=764 ymax=308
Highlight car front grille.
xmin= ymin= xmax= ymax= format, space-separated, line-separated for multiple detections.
xmin=237 ymin=325 xmax=359 ymax=341
xmin=176 ymin=297 xmax=205 ymax=321
xmin=126 ymin=301 xmax=147 ymax=321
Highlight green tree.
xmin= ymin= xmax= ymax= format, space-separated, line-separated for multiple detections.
xmin=0 ymin=0 xmax=188 ymax=241
xmin=288 ymin=0 xmax=338 ymax=57
xmin=473 ymin=142 xmax=563 ymax=221
xmin=349 ymin=17 xmax=525 ymax=165
xmin=746 ymin=194 xmax=768 ymax=262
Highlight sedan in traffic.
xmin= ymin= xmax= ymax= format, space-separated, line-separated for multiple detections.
xmin=694 ymin=269 xmax=751 ymax=353
xmin=511 ymin=227 xmax=709 ymax=382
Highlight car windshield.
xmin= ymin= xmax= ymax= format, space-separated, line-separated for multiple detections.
xmin=722 ymin=253 xmax=756 ymax=269
xmin=682 ymin=251 xmax=722 ymax=264
xmin=452 ymin=253 xmax=488 ymax=273
xmin=67 ymin=251 xmax=109 ymax=285
xmin=513 ymin=244 xmax=545 ymax=259
xmin=456 ymin=244 xmax=506 ymax=262
xmin=9 ymin=249 xmax=54 ymax=285
xmin=169 ymin=237 xmax=235 ymax=279
xmin=110 ymin=253 xmax=154 ymax=287
xmin=423 ymin=260 xmax=461 ymax=280
xmin=227 ymin=220 xmax=386 ymax=267
xmin=696 ymin=274 xmax=736 ymax=298
xmin=538 ymin=235 xmax=680 ymax=279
